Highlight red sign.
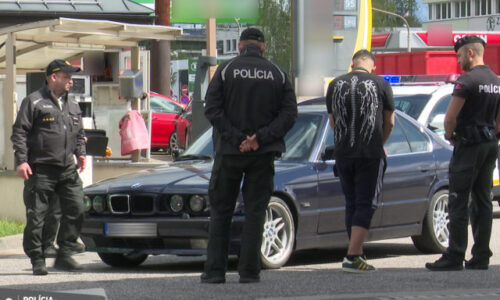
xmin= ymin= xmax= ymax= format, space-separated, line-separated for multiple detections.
xmin=372 ymin=32 xmax=500 ymax=49
xmin=181 ymin=84 xmax=188 ymax=95
xmin=416 ymin=32 xmax=500 ymax=46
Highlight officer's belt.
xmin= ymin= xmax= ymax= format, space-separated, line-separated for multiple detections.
xmin=455 ymin=126 xmax=496 ymax=145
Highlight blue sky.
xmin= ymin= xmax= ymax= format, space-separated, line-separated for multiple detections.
xmin=415 ymin=0 xmax=428 ymax=22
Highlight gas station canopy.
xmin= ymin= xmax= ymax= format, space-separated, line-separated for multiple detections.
xmin=0 ymin=17 xmax=183 ymax=170
xmin=0 ymin=17 xmax=183 ymax=69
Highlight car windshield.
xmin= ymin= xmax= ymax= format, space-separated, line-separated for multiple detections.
xmin=181 ymin=113 xmax=324 ymax=161
xmin=394 ymin=94 xmax=431 ymax=120
xmin=150 ymin=96 xmax=182 ymax=114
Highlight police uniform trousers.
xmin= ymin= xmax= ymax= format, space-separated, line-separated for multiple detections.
xmin=23 ymin=164 xmax=84 ymax=262
xmin=204 ymin=153 xmax=275 ymax=279
xmin=25 ymin=181 xmax=62 ymax=251
xmin=447 ymin=139 xmax=498 ymax=262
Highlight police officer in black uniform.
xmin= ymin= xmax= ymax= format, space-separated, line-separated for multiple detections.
xmin=426 ymin=36 xmax=500 ymax=271
xmin=11 ymin=59 xmax=87 ymax=275
xmin=201 ymin=28 xmax=297 ymax=284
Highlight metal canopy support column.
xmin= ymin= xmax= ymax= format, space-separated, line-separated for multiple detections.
xmin=3 ymin=32 xmax=16 ymax=170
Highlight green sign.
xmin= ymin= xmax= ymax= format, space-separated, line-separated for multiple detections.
xmin=188 ymin=58 xmax=228 ymax=93
xmin=132 ymin=0 xmax=259 ymax=23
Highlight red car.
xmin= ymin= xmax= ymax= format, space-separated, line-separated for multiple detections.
xmin=170 ymin=106 xmax=192 ymax=150
xmin=149 ymin=92 xmax=189 ymax=152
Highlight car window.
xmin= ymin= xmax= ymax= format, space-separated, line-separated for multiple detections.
xmin=426 ymin=95 xmax=451 ymax=134
xmin=183 ymin=128 xmax=213 ymax=156
xmin=150 ymin=96 xmax=181 ymax=114
xmin=183 ymin=113 xmax=323 ymax=161
xmin=398 ymin=116 xmax=429 ymax=152
xmin=394 ymin=95 xmax=431 ymax=120
xmin=385 ymin=117 xmax=411 ymax=155
xmin=324 ymin=126 xmax=334 ymax=146
xmin=281 ymin=114 xmax=323 ymax=161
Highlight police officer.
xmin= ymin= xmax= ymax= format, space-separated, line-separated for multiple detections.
xmin=426 ymin=36 xmax=500 ymax=271
xmin=11 ymin=59 xmax=86 ymax=275
xmin=202 ymin=28 xmax=297 ymax=284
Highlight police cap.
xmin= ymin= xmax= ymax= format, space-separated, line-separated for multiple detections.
xmin=454 ymin=35 xmax=486 ymax=53
xmin=46 ymin=59 xmax=81 ymax=76
xmin=240 ymin=28 xmax=265 ymax=43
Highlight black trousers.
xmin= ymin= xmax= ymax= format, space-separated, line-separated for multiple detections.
xmin=23 ymin=164 xmax=84 ymax=262
xmin=447 ymin=139 xmax=498 ymax=262
xmin=24 ymin=181 xmax=62 ymax=250
xmin=204 ymin=153 xmax=275 ymax=279
xmin=335 ymin=157 xmax=386 ymax=237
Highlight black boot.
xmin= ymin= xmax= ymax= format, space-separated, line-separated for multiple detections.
xmin=32 ymin=260 xmax=48 ymax=276
xmin=200 ymin=273 xmax=225 ymax=284
xmin=465 ymin=257 xmax=489 ymax=270
xmin=43 ymin=245 xmax=58 ymax=258
xmin=425 ymin=255 xmax=463 ymax=271
xmin=68 ymin=242 xmax=86 ymax=255
xmin=54 ymin=255 xmax=83 ymax=271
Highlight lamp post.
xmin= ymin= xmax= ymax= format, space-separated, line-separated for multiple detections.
xmin=372 ymin=7 xmax=411 ymax=52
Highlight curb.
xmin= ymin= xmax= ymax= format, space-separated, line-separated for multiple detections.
xmin=0 ymin=234 xmax=22 ymax=253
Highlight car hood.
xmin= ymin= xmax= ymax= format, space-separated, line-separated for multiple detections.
xmin=84 ymin=160 xmax=213 ymax=194
xmin=84 ymin=159 xmax=308 ymax=195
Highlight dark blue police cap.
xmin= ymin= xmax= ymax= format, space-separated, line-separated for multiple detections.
xmin=240 ymin=28 xmax=265 ymax=43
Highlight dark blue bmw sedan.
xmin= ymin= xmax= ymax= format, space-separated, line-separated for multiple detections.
xmin=81 ymin=106 xmax=452 ymax=269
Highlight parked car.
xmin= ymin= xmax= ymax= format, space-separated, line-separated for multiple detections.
xmin=149 ymin=92 xmax=189 ymax=152
xmin=169 ymin=105 xmax=192 ymax=151
xmin=390 ymin=84 xmax=500 ymax=199
xmin=302 ymin=83 xmax=500 ymax=199
xmin=81 ymin=106 xmax=452 ymax=269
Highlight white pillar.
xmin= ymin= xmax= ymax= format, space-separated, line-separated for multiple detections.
xmin=2 ymin=33 xmax=16 ymax=170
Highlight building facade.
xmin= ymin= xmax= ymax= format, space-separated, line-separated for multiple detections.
xmin=424 ymin=0 xmax=500 ymax=31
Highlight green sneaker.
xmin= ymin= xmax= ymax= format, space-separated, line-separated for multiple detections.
xmin=342 ymin=256 xmax=376 ymax=273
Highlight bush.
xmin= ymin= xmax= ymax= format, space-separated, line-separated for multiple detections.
xmin=0 ymin=219 xmax=25 ymax=237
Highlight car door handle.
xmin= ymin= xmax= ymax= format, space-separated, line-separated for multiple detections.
xmin=418 ymin=164 xmax=433 ymax=172
xmin=152 ymin=117 xmax=158 ymax=120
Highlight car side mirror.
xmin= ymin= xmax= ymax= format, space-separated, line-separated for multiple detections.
xmin=428 ymin=114 xmax=445 ymax=133
xmin=321 ymin=145 xmax=335 ymax=161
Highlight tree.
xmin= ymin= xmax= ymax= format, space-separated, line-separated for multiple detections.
xmin=258 ymin=0 xmax=292 ymax=77
xmin=372 ymin=0 xmax=421 ymax=30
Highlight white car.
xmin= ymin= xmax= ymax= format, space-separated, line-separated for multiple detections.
xmin=392 ymin=83 xmax=500 ymax=199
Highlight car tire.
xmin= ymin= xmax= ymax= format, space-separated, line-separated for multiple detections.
xmin=411 ymin=189 xmax=449 ymax=253
xmin=260 ymin=197 xmax=295 ymax=269
xmin=169 ymin=132 xmax=179 ymax=151
xmin=97 ymin=253 xmax=148 ymax=267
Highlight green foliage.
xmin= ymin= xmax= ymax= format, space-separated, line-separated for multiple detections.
xmin=0 ymin=219 xmax=25 ymax=237
xmin=372 ymin=0 xmax=421 ymax=30
xmin=258 ymin=0 xmax=292 ymax=77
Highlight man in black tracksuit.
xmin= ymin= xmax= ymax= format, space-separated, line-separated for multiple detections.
xmin=202 ymin=28 xmax=297 ymax=284
xmin=426 ymin=36 xmax=500 ymax=271
xmin=11 ymin=59 xmax=86 ymax=275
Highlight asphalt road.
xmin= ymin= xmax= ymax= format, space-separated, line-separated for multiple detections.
xmin=2 ymin=209 xmax=500 ymax=300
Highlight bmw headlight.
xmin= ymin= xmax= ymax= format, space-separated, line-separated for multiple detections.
xmin=83 ymin=195 xmax=92 ymax=212
xmin=170 ymin=195 xmax=184 ymax=213
xmin=92 ymin=195 xmax=105 ymax=213
xmin=189 ymin=195 xmax=205 ymax=212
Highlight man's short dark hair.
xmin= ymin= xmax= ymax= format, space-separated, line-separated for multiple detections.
xmin=352 ymin=49 xmax=375 ymax=62
xmin=454 ymin=35 xmax=486 ymax=53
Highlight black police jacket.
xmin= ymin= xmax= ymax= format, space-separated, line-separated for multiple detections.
xmin=11 ymin=85 xmax=86 ymax=168
xmin=205 ymin=44 xmax=297 ymax=155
